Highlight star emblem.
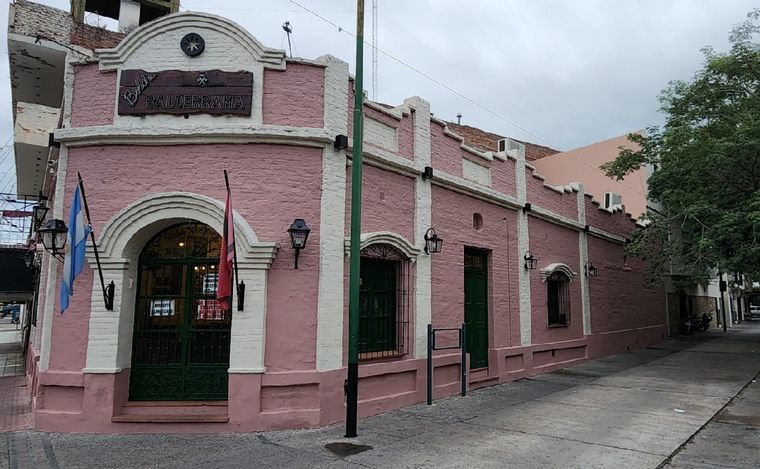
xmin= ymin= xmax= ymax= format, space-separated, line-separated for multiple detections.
xmin=181 ymin=33 xmax=205 ymax=57
xmin=197 ymin=73 xmax=208 ymax=86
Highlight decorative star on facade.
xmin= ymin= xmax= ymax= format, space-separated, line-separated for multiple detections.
xmin=197 ymin=73 xmax=208 ymax=86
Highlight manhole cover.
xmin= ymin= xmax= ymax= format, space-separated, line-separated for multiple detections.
xmin=324 ymin=442 xmax=373 ymax=457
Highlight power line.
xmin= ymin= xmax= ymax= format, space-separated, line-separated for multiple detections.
xmin=286 ymin=1 xmax=647 ymax=199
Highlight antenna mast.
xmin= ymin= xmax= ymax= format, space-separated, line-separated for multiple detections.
xmin=371 ymin=0 xmax=378 ymax=100
xmin=282 ymin=21 xmax=293 ymax=57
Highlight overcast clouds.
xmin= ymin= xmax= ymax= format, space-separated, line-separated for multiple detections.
xmin=1 ymin=0 xmax=757 ymax=195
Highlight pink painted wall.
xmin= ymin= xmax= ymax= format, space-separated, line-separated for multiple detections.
xmin=491 ymin=157 xmax=517 ymax=197
xmin=526 ymin=170 xmax=579 ymax=221
xmin=62 ymin=144 xmax=323 ymax=373
xmin=345 ymin=164 xmax=415 ymax=243
xmin=430 ymin=121 xmax=464 ymax=178
xmin=587 ymin=236 xmax=666 ymax=333
xmin=71 ymin=64 xmax=116 ymax=127
xmin=585 ymin=195 xmax=635 ymax=239
xmin=530 ymin=133 xmax=648 ymax=218
xmin=431 ymin=185 xmax=521 ymax=349
xmin=262 ymin=62 xmax=325 ymax=128
xmin=528 ymin=217 xmax=584 ymax=344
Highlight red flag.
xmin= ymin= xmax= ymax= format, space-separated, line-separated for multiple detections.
xmin=217 ymin=189 xmax=235 ymax=310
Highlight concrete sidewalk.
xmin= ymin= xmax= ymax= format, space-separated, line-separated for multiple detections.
xmin=2 ymin=324 xmax=760 ymax=469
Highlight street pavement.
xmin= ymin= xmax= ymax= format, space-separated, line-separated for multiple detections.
xmin=2 ymin=323 xmax=760 ymax=468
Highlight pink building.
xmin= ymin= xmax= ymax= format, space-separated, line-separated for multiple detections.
xmin=531 ymin=134 xmax=648 ymax=218
xmin=11 ymin=3 xmax=667 ymax=433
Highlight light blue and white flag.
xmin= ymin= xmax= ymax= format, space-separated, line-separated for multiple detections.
xmin=60 ymin=184 xmax=91 ymax=314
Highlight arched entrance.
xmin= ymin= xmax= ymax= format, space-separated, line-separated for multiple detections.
xmin=129 ymin=222 xmax=231 ymax=401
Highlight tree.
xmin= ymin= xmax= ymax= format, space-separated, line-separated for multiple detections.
xmin=601 ymin=9 xmax=760 ymax=284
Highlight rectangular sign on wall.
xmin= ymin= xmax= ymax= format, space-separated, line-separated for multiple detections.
xmin=118 ymin=69 xmax=253 ymax=116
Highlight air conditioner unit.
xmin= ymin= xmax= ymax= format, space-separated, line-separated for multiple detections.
xmin=604 ymin=192 xmax=623 ymax=210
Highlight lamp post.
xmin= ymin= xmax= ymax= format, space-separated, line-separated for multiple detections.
xmin=346 ymin=0 xmax=366 ymax=438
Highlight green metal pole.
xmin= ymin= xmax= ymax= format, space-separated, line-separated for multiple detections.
xmin=345 ymin=0 xmax=365 ymax=439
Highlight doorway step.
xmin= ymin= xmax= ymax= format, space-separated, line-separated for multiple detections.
xmin=468 ymin=367 xmax=498 ymax=391
xmin=111 ymin=401 xmax=229 ymax=423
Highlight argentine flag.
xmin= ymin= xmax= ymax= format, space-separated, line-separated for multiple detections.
xmin=60 ymin=184 xmax=91 ymax=314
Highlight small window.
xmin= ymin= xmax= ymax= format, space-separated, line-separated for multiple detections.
xmin=473 ymin=213 xmax=483 ymax=231
xmin=547 ymin=271 xmax=570 ymax=327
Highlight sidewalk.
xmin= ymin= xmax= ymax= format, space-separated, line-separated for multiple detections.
xmin=2 ymin=324 xmax=760 ymax=469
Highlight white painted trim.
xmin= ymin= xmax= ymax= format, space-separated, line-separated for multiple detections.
xmin=315 ymin=56 xmax=349 ymax=372
xmin=82 ymin=367 xmax=123 ymax=374
xmin=539 ymin=263 xmax=577 ymax=281
xmin=587 ymin=226 xmax=627 ymax=244
xmin=39 ymin=142 xmax=69 ymax=372
xmin=228 ymin=367 xmax=265 ymax=374
xmin=512 ymin=139 xmax=532 ymax=346
xmin=365 ymin=100 xmax=404 ymax=120
xmin=316 ymin=147 xmax=347 ymax=371
xmin=96 ymin=12 xmax=287 ymax=71
xmin=405 ymin=97 xmax=432 ymax=359
xmin=83 ymin=191 xmax=277 ymax=374
xmin=529 ymin=206 xmax=583 ymax=230
xmin=343 ymin=232 xmax=421 ymax=260
xmin=572 ymin=183 xmax=592 ymax=336
xmin=54 ymin=125 xmax=333 ymax=147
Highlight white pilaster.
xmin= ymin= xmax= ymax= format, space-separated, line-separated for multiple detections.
xmin=513 ymin=139 xmax=532 ymax=346
xmin=405 ymin=97 xmax=432 ymax=359
xmin=573 ymin=183 xmax=592 ymax=336
xmin=315 ymin=55 xmax=348 ymax=370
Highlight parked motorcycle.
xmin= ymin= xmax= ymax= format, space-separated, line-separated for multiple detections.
xmin=682 ymin=312 xmax=713 ymax=334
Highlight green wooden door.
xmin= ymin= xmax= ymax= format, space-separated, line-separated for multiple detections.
xmin=129 ymin=223 xmax=231 ymax=401
xmin=464 ymin=248 xmax=489 ymax=370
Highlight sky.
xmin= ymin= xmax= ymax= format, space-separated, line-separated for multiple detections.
xmin=0 ymin=0 xmax=758 ymax=197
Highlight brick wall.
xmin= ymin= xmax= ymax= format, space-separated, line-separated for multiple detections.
xmin=71 ymin=64 xmax=116 ymax=127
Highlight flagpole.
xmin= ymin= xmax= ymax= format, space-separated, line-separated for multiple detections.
xmin=76 ymin=172 xmax=114 ymax=311
xmin=224 ymin=170 xmax=244 ymax=311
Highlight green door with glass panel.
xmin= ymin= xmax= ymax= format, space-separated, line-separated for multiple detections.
xmin=129 ymin=223 xmax=231 ymax=401
xmin=464 ymin=248 xmax=489 ymax=370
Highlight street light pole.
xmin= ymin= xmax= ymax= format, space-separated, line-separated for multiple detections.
xmin=346 ymin=0 xmax=365 ymax=438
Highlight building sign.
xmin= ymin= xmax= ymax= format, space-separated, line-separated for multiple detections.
xmin=118 ymin=69 xmax=253 ymax=116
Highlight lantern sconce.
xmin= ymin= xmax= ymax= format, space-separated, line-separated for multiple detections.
xmin=424 ymin=227 xmax=443 ymax=254
xmin=584 ymin=261 xmax=598 ymax=278
xmin=523 ymin=251 xmax=537 ymax=270
xmin=31 ymin=202 xmax=49 ymax=232
xmin=288 ymin=218 xmax=311 ymax=269
xmin=23 ymin=250 xmax=35 ymax=270
xmin=38 ymin=218 xmax=68 ymax=261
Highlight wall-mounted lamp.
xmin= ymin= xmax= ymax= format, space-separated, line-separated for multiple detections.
xmin=584 ymin=261 xmax=598 ymax=278
xmin=38 ymin=219 xmax=68 ymax=260
xmin=523 ymin=251 xmax=537 ymax=270
xmin=422 ymin=166 xmax=434 ymax=180
xmin=23 ymin=250 xmax=35 ymax=270
xmin=31 ymin=203 xmax=49 ymax=232
xmin=334 ymin=134 xmax=349 ymax=150
xmin=288 ymin=218 xmax=311 ymax=269
xmin=424 ymin=227 xmax=443 ymax=254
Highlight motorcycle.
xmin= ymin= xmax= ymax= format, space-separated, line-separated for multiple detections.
xmin=681 ymin=312 xmax=713 ymax=334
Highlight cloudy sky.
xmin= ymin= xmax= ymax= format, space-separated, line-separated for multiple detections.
xmin=0 ymin=0 xmax=757 ymax=196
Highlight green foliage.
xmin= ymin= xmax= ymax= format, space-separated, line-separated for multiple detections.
xmin=601 ymin=10 xmax=760 ymax=284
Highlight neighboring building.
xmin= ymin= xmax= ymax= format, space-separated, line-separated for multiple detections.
xmin=10 ymin=1 xmax=667 ymax=433
xmin=531 ymin=133 xmax=647 ymax=218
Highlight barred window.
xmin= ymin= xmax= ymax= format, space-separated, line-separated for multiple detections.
xmin=359 ymin=243 xmax=411 ymax=360
xmin=547 ymin=271 xmax=570 ymax=327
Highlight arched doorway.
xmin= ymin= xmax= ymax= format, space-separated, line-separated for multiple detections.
xmin=129 ymin=222 xmax=231 ymax=401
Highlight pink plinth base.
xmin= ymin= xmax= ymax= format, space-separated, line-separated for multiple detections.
xmin=29 ymin=325 xmax=667 ymax=433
